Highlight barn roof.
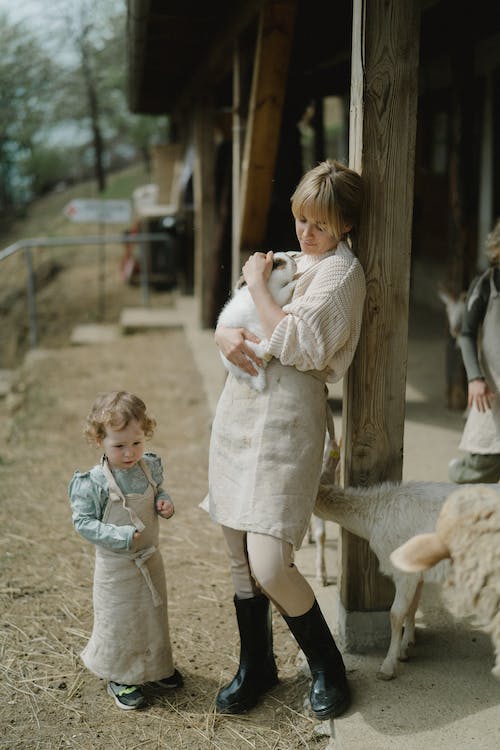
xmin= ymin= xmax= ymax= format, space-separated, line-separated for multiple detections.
xmin=127 ymin=0 xmax=353 ymax=115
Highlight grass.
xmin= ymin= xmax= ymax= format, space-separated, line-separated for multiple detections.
xmin=0 ymin=161 xmax=157 ymax=370
xmin=0 ymin=161 xmax=151 ymax=249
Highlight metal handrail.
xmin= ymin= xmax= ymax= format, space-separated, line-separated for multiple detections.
xmin=0 ymin=233 xmax=170 ymax=348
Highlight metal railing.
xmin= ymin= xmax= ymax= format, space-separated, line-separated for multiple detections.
xmin=0 ymin=233 xmax=170 ymax=348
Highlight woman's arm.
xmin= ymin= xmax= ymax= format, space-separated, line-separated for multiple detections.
xmin=214 ymin=252 xmax=287 ymax=375
xmin=458 ymin=272 xmax=494 ymax=411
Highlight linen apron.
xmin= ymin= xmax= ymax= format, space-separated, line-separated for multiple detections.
xmin=206 ymin=357 xmax=332 ymax=550
xmin=81 ymin=458 xmax=174 ymax=684
xmin=460 ymin=270 xmax=500 ymax=454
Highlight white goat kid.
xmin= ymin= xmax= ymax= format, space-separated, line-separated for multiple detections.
xmin=314 ymin=480 xmax=500 ymax=679
xmin=216 ymin=251 xmax=298 ymax=392
xmin=391 ymin=484 xmax=500 ymax=679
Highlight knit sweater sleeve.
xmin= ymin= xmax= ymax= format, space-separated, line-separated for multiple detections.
xmin=266 ymin=251 xmax=366 ymax=380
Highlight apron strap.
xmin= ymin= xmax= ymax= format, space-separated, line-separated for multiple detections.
xmin=101 ymin=457 xmax=146 ymax=532
xmin=130 ymin=546 xmax=163 ymax=606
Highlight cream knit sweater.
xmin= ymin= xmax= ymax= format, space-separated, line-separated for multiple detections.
xmin=267 ymin=242 xmax=366 ymax=382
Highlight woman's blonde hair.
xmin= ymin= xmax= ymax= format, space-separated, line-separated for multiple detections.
xmin=290 ymin=159 xmax=364 ymax=243
xmin=485 ymin=218 xmax=500 ymax=265
xmin=84 ymin=391 xmax=156 ymax=444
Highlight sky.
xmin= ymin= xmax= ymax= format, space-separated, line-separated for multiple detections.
xmin=0 ymin=1 xmax=43 ymax=25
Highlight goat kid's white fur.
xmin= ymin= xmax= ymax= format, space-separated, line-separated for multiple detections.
xmin=314 ymin=479 xmax=500 ymax=679
xmin=216 ymin=252 xmax=298 ymax=391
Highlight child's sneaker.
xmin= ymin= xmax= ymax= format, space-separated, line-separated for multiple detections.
xmin=148 ymin=668 xmax=184 ymax=691
xmin=107 ymin=681 xmax=146 ymax=710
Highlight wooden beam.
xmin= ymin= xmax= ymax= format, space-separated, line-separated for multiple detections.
xmin=340 ymin=0 xmax=421 ymax=639
xmin=239 ymin=0 xmax=297 ymax=250
xmin=175 ymin=1 xmax=265 ymax=116
xmin=193 ymin=95 xmax=216 ymax=329
xmin=231 ymin=40 xmax=244 ymax=289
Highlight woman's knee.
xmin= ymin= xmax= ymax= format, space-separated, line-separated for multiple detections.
xmin=246 ymin=534 xmax=291 ymax=594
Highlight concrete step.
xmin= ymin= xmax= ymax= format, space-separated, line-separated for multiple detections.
xmin=70 ymin=324 xmax=122 ymax=345
xmin=120 ymin=307 xmax=183 ymax=333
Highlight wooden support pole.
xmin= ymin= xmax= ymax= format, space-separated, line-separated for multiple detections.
xmin=193 ymin=94 xmax=216 ymax=328
xmin=232 ymin=39 xmax=243 ymax=290
xmin=239 ymin=0 xmax=297 ymax=251
xmin=339 ymin=0 xmax=421 ymax=650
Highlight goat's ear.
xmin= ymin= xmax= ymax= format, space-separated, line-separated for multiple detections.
xmin=390 ymin=533 xmax=450 ymax=572
xmin=437 ymin=287 xmax=451 ymax=305
xmin=235 ymin=274 xmax=246 ymax=289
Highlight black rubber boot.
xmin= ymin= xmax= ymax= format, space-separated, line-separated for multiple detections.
xmin=282 ymin=599 xmax=350 ymax=719
xmin=216 ymin=594 xmax=279 ymax=714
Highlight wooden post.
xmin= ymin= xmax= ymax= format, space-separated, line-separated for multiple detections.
xmin=239 ymin=0 xmax=297 ymax=251
xmin=339 ymin=0 xmax=421 ymax=650
xmin=232 ymin=40 xmax=243 ymax=290
xmin=193 ymin=95 xmax=216 ymax=328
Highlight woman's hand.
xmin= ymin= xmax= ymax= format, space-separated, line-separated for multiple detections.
xmin=242 ymin=251 xmax=273 ymax=289
xmin=468 ymin=378 xmax=495 ymax=412
xmin=215 ymin=325 xmax=263 ymax=375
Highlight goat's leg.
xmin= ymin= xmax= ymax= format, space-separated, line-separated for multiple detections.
xmin=377 ymin=575 xmax=420 ymax=680
xmin=310 ymin=515 xmax=327 ymax=586
xmin=400 ymin=579 xmax=423 ymax=661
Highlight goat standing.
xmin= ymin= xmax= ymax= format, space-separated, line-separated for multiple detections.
xmin=314 ymin=480 xmax=500 ymax=679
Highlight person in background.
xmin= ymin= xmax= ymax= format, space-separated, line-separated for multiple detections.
xmin=449 ymin=218 xmax=500 ymax=483
xmin=69 ymin=391 xmax=182 ymax=710
xmin=204 ymin=160 xmax=366 ymax=719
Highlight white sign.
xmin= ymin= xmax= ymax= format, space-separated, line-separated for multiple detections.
xmin=64 ymin=199 xmax=132 ymax=224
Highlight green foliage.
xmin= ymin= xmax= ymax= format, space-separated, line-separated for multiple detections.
xmin=0 ymin=11 xmax=60 ymax=206
xmin=0 ymin=3 xmax=168 ymax=211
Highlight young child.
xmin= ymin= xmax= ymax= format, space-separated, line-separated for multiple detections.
xmin=449 ymin=218 xmax=500 ymax=483
xmin=68 ymin=391 xmax=182 ymax=710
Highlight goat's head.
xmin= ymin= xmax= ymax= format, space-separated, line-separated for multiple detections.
xmin=438 ymin=284 xmax=466 ymax=338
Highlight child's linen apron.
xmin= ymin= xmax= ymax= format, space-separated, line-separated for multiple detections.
xmin=460 ymin=271 xmax=500 ymax=454
xmin=206 ymin=357 xmax=330 ymax=550
xmin=81 ymin=458 xmax=174 ymax=684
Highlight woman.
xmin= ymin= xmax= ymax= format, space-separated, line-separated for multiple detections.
xmin=206 ymin=160 xmax=366 ymax=719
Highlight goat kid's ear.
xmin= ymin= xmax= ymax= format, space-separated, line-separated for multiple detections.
xmin=235 ymin=274 xmax=247 ymax=289
xmin=390 ymin=533 xmax=451 ymax=572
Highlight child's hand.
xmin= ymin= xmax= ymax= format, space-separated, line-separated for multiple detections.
xmin=156 ymin=499 xmax=175 ymax=519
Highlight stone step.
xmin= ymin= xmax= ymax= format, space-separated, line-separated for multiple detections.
xmin=70 ymin=324 xmax=122 ymax=345
xmin=120 ymin=307 xmax=183 ymax=333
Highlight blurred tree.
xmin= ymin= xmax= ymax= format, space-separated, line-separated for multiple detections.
xmin=0 ymin=1 xmax=169 ymax=214
xmin=0 ymin=11 xmax=58 ymax=210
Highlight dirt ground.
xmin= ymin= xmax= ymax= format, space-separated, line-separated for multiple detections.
xmin=2 ymin=215 xmax=500 ymax=750
xmin=0 ymin=247 xmax=331 ymax=749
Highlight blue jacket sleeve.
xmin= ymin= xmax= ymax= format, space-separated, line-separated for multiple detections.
xmin=143 ymin=452 xmax=173 ymax=507
xmin=68 ymin=470 xmax=135 ymax=550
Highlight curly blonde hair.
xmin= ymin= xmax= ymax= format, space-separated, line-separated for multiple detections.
xmin=485 ymin=218 xmax=500 ymax=265
xmin=290 ymin=159 xmax=364 ymax=244
xmin=84 ymin=391 xmax=156 ymax=445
